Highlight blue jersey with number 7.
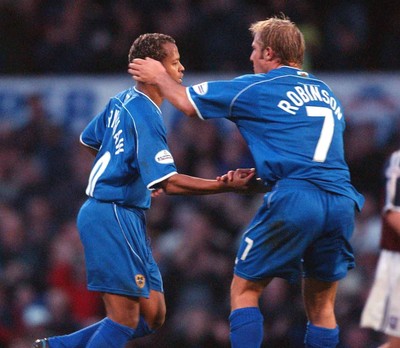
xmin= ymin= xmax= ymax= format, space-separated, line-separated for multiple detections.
xmin=187 ymin=66 xmax=364 ymax=210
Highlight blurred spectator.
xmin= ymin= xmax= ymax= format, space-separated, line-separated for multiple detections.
xmin=91 ymin=0 xmax=146 ymax=72
xmin=370 ymin=0 xmax=400 ymax=69
xmin=344 ymin=121 xmax=387 ymax=198
xmin=351 ymin=192 xmax=382 ymax=255
xmin=260 ymin=278 xmax=306 ymax=347
xmin=0 ymin=283 xmax=14 ymax=346
xmin=0 ymin=0 xmax=398 ymax=73
xmin=16 ymin=94 xmax=69 ymax=186
xmin=47 ymin=220 xmax=103 ymax=324
xmin=0 ymin=138 xmax=22 ymax=203
xmin=0 ymin=1 xmax=40 ymax=74
xmin=0 ymin=204 xmax=31 ymax=288
xmin=319 ymin=0 xmax=368 ymax=70
xmin=191 ymin=0 xmax=251 ymax=72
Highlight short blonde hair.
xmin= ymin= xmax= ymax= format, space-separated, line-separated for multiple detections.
xmin=249 ymin=15 xmax=305 ymax=67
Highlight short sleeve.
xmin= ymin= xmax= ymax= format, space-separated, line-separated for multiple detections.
xmin=131 ymin=106 xmax=177 ymax=189
xmin=80 ymin=102 xmax=110 ymax=150
xmin=187 ymin=79 xmax=241 ymax=120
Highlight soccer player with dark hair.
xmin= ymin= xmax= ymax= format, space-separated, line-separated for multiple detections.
xmin=33 ymin=33 xmax=260 ymax=348
xmin=129 ymin=16 xmax=364 ymax=348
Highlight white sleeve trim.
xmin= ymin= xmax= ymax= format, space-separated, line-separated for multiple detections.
xmin=79 ymin=134 xmax=100 ymax=152
xmin=147 ymin=171 xmax=178 ymax=190
xmin=186 ymin=87 xmax=205 ymax=120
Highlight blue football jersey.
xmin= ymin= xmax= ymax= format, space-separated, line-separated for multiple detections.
xmin=187 ymin=66 xmax=364 ymax=210
xmin=80 ymin=87 xmax=177 ymax=209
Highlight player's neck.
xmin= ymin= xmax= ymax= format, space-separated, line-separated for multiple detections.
xmin=136 ymin=83 xmax=163 ymax=106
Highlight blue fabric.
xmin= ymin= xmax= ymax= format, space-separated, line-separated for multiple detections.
xmin=234 ymin=179 xmax=356 ymax=283
xmin=45 ymin=312 xmax=155 ymax=347
xmin=86 ymin=318 xmax=135 ymax=348
xmin=131 ymin=315 xmax=155 ymax=338
xmin=80 ymin=86 xmax=177 ymax=209
xmin=47 ymin=319 xmax=104 ymax=347
xmin=187 ymin=66 xmax=364 ymax=211
xmin=77 ymin=198 xmax=163 ymax=298
xmin=304 ymin=322 xmax=339 ymax=348
xmin=229 ymin=307 xmax=264 ymax=348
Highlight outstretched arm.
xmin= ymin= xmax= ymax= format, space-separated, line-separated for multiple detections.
xmin=157 ymin=168 xmax=257 ymax=195
xmin=128 ymin=58 xmax=197 ymax=117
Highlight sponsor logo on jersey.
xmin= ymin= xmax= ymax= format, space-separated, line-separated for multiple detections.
xmin=135 ymin=274 xmax=146 ymax=289
xmin=193 ymin=82 xmax=208 ymax=95
xmin=155 ymin=150 xmax=174 ymax=164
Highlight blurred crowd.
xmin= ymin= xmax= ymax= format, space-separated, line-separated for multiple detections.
xmin=1 ymin=0 xmax=400 ymax=347
xmin=1 ymin=0 xmax=400 ymax=74
xmin=0 ymin=89 xmax=399 ymax=348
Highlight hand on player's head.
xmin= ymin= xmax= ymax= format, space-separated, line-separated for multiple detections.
xmin=128 ymin=58 xmax=166 ymax=84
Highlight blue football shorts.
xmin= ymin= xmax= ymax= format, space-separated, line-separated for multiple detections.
xmin=76 ymin=197 xmax=163 ymax=298
xmin=234 ymin=179 xmax=356 ymax=283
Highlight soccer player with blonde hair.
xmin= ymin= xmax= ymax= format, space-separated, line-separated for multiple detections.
xmin=129 ymin=15 xmax=364 ymax=348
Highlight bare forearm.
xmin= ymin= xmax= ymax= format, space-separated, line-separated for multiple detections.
xmin=161 ymin=174 xmax=232 ymax=195
xmin=155 ymin=73 xmax=196 ymax=117
xmin=129 ymin=58 xmax=197 ymax=117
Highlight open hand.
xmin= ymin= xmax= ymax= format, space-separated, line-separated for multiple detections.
xmin=128 ymin=58 xmax=165 ymax=84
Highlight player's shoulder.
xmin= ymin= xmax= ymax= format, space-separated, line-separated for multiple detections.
xmin=234 ymin=73 xmax=264 ymax=84
xmin=268 ymin=66 xmax=319 ymax=81
xmin=112 ymin=87 xmax=138 ymax=105
xmin=114 ymin=87 xmax=159 ymax=113
xmin=283 ymin=68 xmax=335 ymax=94
xmin=235 ymin=67 xmax=317 ymax=84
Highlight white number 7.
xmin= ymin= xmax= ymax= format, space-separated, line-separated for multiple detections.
xmin=306 ymin=106 xmax=334 ymax=163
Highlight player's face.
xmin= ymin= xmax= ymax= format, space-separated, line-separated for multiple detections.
xmin=161 ymin=43 xmax=185 ymax=84
xmin=250 ymin=33 xmax=267 ymax=74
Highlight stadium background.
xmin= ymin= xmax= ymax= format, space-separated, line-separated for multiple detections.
xmin=1 ymin=0 xmax=400 ymax=347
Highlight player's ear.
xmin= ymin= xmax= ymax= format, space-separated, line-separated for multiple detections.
xmin=263 ymin=47 xmax=272 ymax=60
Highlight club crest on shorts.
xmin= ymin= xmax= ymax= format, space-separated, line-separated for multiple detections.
xmin=135 ymin=274 xmax=146 ymax=288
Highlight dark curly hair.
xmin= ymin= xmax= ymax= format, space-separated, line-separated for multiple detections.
xmin=128 ymin=33 xmax=176 ymax=63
